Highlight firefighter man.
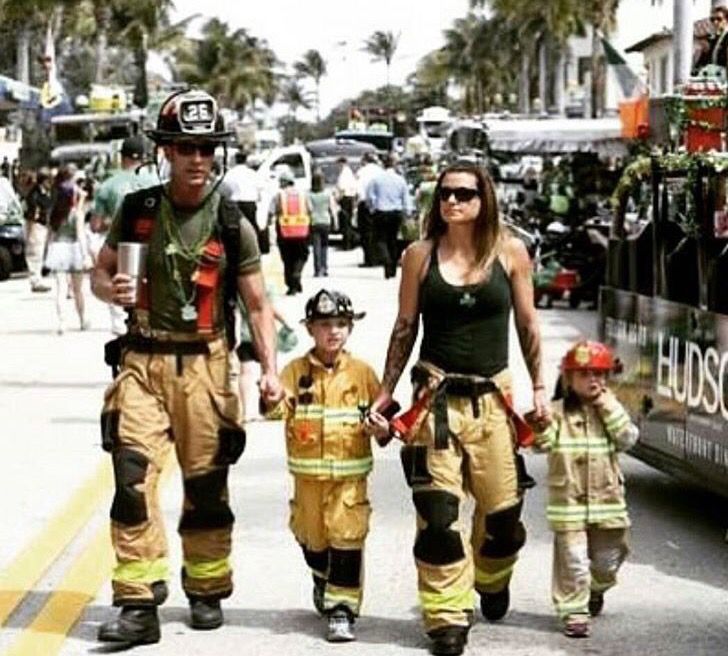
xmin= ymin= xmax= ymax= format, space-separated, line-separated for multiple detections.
xmin=268 ymin=289 xmax=387 ymax=642
xmin=91 ymin=89 xmax=281 ymax=646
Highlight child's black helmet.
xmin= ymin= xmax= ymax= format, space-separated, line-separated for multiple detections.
xmin=303 ymin=289 xmax=365 ymax=322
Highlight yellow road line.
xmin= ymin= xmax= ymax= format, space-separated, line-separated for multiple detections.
xmin=1 ymin=521 xmax=114 ymax=656
xmin=2 ymin=456 xmax=176 ymax=656
xmin=0 ymin=461 xmax=113 ymax=626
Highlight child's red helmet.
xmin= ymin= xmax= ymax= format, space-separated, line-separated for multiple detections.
xmin=561 ymin=340 xmax=615 ymax=372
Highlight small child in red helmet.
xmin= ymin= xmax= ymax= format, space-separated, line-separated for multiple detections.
xmin=527 ymin=340 xmax=638 ymax=639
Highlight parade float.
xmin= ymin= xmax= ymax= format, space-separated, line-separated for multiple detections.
xmin=601 ymin=77 xmax=728 ymax=496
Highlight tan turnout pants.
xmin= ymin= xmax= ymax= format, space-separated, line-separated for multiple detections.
xmin=552 ymin=527 xmax=630 ymax=621
xmin=101 ymin=336 xmax=245 ymax=606
xmin=402 ymin=369 xmax=526 ymax=633
xmin=289 ymin=477 xmax=370 ymax=615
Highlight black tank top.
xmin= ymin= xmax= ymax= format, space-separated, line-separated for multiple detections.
xmin=419 ymin=247 xmax=511 ymax=377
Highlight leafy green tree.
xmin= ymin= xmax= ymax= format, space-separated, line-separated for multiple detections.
xmin=491 ymin=0 xmax=584 ymax=113
xmin=174 ymin=18 xmax=280 ymax=114
xmin=280 ymin=77 xmax=311 ymax=141
xmin=294 ymin=49 xmax=327 ymax=121
xmin=362 ymin=30 xmax=399 ymax=87
xmin=109 ymin=0 xmax=191 ymax=107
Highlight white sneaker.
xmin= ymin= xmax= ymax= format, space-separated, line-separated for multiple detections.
xmin=326 ymin=609 xmax=355 ymax=642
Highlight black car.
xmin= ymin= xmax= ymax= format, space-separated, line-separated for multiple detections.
xmin=0 ymin=219 xmax=26 ymax=280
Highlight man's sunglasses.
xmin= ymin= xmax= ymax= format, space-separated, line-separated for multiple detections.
xmin=711 ymin=15 xmax=725 ymax=24
xmin=174 ymin=142 xmax=217 ymax=157
xmin=438 ymin=186 xmax=480 ymax=203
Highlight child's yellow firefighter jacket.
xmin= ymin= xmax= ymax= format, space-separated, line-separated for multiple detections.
xmin=275 ymin=350 xmax=381 ymax=480
xmin=533 ymin=390 xmax=639 ymax=531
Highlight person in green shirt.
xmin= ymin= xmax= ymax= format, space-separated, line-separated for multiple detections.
xmin=309 ymin=169 xmax=337 ymax=276
xmin=92 ymin=136 xmax=158 ymax=334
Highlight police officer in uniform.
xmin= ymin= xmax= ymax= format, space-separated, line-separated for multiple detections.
xmin=91 ymin=89 xmax=281 ymax=645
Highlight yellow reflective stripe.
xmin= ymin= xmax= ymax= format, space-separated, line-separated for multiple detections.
xmin=535 ymin=426 xmax=557 ymax=447
xmin=324 ymin=589 xmax=360 ymax=608
xmin=113 ymin=558 xmax=169 ymax=584
xmin=419 ymin=588 xmax=475 ymax=612
xmin=293 ymin=407 xmax=363 ymax=424
xmin=323 ymin=408 xmax=363 ymax=423
xmin=475 ymin=563 xmax=513 ymax=586
xmin=555 ymin=595 xmax=589 ymax=618
xmin=294 ymin=405 xmax=324 ymax=419
xmin=553 ymin=445 xmax=615 ymax=454
xmin=556 ymin=436 xmax=612 ymax=447
xmin=605 ymin=412 xmax=630 ymax=433
xmin=183 ymin=558 xmax=230 ymax=580
xmin=287 ymin=456 xmax=373 ymax=477
xmin=547 ymin=504 xmax=627 ymax=522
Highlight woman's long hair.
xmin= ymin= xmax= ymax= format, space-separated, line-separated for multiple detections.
xmin=422 ymin=162 xmax=505 ymax=272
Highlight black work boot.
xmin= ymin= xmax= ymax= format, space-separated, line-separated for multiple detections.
xmin=97 ymin=606 xmax=160 ymax=645
xmin=479 ymin=585 xmax=510 ymax=621
xmin=428 ymin=625 xmax=468 ymax=656
xmin=588 ymin=590 xmax=604 ymax=617
xmin=190 ymin=598 xmax=223 ymax=630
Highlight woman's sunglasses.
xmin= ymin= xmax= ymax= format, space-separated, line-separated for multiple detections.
xmin=438 ymin=186 xmax=480 ymax=203
xmin=174 ymin=142 xmax=217 ymax=157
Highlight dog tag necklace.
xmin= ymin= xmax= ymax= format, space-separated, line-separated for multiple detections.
xmin=181 ymin=303 xmax=198 ymax=321
xmin=161 ymin=201 xmax=213 ymax=323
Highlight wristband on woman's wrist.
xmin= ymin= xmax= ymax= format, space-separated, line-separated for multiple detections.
xmin=532 ymin=383 xmax=545 ymax=391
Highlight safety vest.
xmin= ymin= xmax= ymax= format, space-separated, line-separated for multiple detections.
xmin=119 ymin=185 xmax=241 ymax=345
xmin=277 ymin=189 xmax=311 ymax=239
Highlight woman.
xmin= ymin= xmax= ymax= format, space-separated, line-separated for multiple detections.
xmin=45 ymin=166 xmax=91 ymax=334
xmin=309 ymin=170 xmax=337 ymax=277
xmin=371 ymin=162 xmax=549 ymax=656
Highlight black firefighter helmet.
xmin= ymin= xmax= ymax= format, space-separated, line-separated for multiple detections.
xmin=146 ymin=89 xmax=233 ymax=144
xmin=303 ymin=289 xmax=366 ymax=323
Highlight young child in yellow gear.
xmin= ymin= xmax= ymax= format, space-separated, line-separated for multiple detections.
xmin=268 ymin=289 xmax=390 ymax=643
xmin=527 ymin=340 xmax=638 ymax=639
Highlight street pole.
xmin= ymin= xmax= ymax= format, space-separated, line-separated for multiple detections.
xmin=673 ymin=0 xmax=693 ymax=89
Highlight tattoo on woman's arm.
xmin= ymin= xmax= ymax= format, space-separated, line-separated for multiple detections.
xmin=517 ymin=321 xmax=543 ymax=385
xmin=382 ymin=317 xmax=419 ymax=392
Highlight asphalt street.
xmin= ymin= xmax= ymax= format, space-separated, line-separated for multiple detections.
xmin=0 ymin=248 xmax=727 ymax=656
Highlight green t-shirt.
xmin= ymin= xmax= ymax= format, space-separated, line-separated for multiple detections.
xmin=309 ymin=190 xmax=332 ymax=227
xmin=93 ymin=168 xmax=158 ymax=219
xmin=106 ymin=187 xmax=261 ymax=333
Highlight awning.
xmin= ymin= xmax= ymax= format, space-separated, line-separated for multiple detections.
xmin=0 ymin=75 xmax=40 ymax=109
xmin=485 ymin=117 xmax=627 ymax=157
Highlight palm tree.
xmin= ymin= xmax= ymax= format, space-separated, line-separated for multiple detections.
xmin=280 ymin=78 xmax=311 ymax=141
xmin=294 ymin=49 xmax=327 ymax=121
xmin=0 ymin=0 xmax=71 ymax=84
xmin=362 ymin=30 xmax=399 ymax=87
xmin=582 ymin=0 xmax=620 ymax=117
xmin=417 ymin=12 xmax=519 ymax=115
xmin=110 ymin=0 xmax=192 ymax=107
xmin=491 ymin=0 xmax=584 ymax=114
xmin=174 ymin=19 xmax=280 ymax=115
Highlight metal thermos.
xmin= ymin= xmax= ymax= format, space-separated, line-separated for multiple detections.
xmin=117 ymin=242 xmax=148 ymax=306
